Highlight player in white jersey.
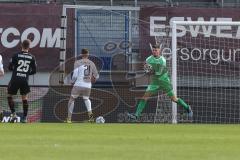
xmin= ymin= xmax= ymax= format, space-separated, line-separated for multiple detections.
xmin=66 ymin=48 xmax=99 ymax=123
xmin=0 ymin=55 xmax=4 ymax=77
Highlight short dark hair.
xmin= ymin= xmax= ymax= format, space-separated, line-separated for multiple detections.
xmin=152 ymin=44 xmax=160 ymax=49
xmin=22 ymin=39 xmax=31 ymax=50
xmin=81 ymin=48 xmax=89 ymax=55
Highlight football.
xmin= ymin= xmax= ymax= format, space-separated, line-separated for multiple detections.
xmin=96 ymin=116 xmax=105 ymax=124
xmin=143 ymin=63 xmax=153 ymax=73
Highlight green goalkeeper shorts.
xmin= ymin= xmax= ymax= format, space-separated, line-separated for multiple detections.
xmin=146 ymin=75 xmax=174 ymax=97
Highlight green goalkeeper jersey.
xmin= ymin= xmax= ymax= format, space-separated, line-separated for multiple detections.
xmin=146 ymin=55 xmax=169 ymax=78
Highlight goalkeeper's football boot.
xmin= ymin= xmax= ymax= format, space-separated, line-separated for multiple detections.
xmin=9 ymin=113 xmax=17 ymax=123
xmin=21 ymin=116 xmax=28 ymax=123
xmin=127 ymin=113 xmax=138 ymax=122
xmin=88 ymin=113 xmax=95 ymax=123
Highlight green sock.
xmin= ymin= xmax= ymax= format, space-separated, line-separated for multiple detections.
xmin=135 ymin=99 xmax=147 ymax=117
xmin=177 ymin=98 xmax=189 ymax=111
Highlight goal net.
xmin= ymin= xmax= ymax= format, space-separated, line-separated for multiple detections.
xmin=171 ymin=21 xmax=240 ymax=123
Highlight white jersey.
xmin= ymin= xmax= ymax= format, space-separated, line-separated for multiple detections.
xmin=72 ymin=58 xmax=99 ymax=88
xmin=0 ymin=55 xmax=4 ymax=76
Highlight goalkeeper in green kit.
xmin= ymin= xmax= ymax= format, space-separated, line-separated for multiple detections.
xmin=128 ymin=44 xmax=193 ymax=121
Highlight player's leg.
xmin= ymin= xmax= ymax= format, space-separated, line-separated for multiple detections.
xmin=66 ymin=86 xmax=80 ymax=123
xmin=169 ymin=94 xmax=193 ymax=117
xmin=83 ymin=96 xmax=94 ymax=122
xmin=158 ymin=76 xmax=193 ymax=117
xmin=7 ymin=94 xmax=15 ymax=114
xmin=160 ymin=83 xmax=193 ymax=117
xmin=20 ymin=81 xmax=31 ymax=123
xmin=7 ymin=94 xmax=18 ymax=123
xmin=128 ymin=91 xmax=154 ymax=121
xmin=128 ymin=83 xmax=158 ymax=120
xmin=169 ymin=94 xmax=188 ymax=110
xmin=7 ymin=81 xmax=18 ymax=122
xmin=21 ymin=95 xmax=29 ymax=123
xmin=67 ymin=96 xmax=76 ymax=123
xmin=135 ymin=91 xmax=153 ymax=118
xmin=82 ymin=87 xmax=94 ymax=122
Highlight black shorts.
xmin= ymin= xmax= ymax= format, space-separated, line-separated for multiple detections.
xmin=8 ymin=79 xmax=30 ymax=95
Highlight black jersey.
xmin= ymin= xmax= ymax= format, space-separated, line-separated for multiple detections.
xmin=8 ymin=51 xmax=37 ymax=81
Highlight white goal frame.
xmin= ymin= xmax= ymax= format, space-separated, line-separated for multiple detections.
xmin=171 ymin=21 xmax=240 ymax=124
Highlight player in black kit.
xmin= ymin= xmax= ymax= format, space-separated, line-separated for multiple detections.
xmin=7 ymin=39 xmax=37 ymax=123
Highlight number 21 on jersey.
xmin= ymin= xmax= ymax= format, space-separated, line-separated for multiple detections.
xmin=84 ymin=65 xmax=90 ymax=76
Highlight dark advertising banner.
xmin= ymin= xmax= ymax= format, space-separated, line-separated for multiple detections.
xmin=0 ymin=4 xmax=62 ymax=71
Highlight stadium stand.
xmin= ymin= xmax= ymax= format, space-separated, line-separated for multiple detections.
xmin=0 ymin=0 xmax=239 ymax=7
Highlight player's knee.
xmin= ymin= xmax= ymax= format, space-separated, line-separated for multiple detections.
xmin=142 ymin=94 xmax=150 ymax=101
xmin=142 ymin=92 xmax=152 ymax=100
xmin=21 ymin=95 xmax=28 ymax=101
xmin=171 ymin=96 xmax=178 ymax=102
xmin=22 ymin=98 xmax=28 ymax=101
xmin=141 ymin=96 xmax=148 ymax=101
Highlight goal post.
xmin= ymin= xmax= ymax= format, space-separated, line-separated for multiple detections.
xmin=171 ymin=21 xmax=240 ymax=123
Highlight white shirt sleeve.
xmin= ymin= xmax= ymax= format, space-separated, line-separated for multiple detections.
xmin=71 ymin=67 xmax=78 ymax=83
xmin=91 ymin=62 xmax=99 ymax=79
xmin=0 ymin=55 xmax=3 ymax=68
xmin=0 ymin=55 xmax=4 ymax=76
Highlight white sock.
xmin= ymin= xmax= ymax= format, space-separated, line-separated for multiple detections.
xmin=83 ymin=98 xmax=92 ymax=112
xmin=68 ymin=100 xmax=74 ymax=120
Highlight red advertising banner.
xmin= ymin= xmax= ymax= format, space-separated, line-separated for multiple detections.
xmin=139 ymin=7 xmax=240 ymax=76
xmin=0 ymin=4 xmax=63 ymax=71
xmin=140 ymin=7 xmax=240 ymax=55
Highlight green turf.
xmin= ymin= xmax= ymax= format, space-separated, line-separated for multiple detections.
xmin=0 ymin=123 xmax=240 ymax=160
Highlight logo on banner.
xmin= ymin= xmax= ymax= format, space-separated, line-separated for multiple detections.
xmin=149 ymin=16 xmax=240 ymax=65
xmin=150 ymin=16 xmax=240 ymax=38
xmin=0 ymin=27 xmax=60 ymax=48
xmin=1 ymin=116 xmax=21 ymax=123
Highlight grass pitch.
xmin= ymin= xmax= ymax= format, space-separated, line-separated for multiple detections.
xmin=0 ymin=123 xmax=240 ymax=160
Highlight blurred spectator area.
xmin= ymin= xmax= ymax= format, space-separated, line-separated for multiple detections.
xmin=0 ymin=0 xmax=240 ymax=7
